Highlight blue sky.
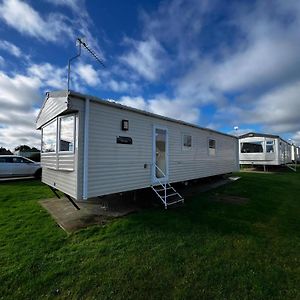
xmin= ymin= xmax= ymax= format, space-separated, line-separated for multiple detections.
xmin=0 ymin=0 xmax=300 ymax=149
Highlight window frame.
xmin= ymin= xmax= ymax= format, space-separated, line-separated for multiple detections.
xmin=182 ymin=133 xmax=192 ymax=150
xmin=41 ymin=118 xmax=58 ymax=154
xmin=58 ymin=114 xmax=76 ymax=154
xmin=208 ymin=138 xmax=216 ymax=156
xmin=266 ymin=140 xmax=275 ymax=153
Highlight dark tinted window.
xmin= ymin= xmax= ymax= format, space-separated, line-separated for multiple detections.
xmin=241 ymin=142 xmax=263 ymax=153
xmin=208 ymin=139 xmax=216 ymax=156
xmin=12 ymin=157 xmax=27 ymax=163
xmin=0 ymin=157 xmax=13 ymax=163
xmin=183 ymin=134 xmax=192 ymax=148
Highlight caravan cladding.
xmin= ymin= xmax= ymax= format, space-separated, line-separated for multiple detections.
xmin=37 ymin=90 xmax=239 ymax=201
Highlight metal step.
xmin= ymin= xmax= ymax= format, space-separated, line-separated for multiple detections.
xmin=151 ymin=183 xmax=184 ymax=209
xmin=166 ymin=199 xmax=185 ymax=206
xmin=166 ymin=192 xmax=179 ymax=198
xmin=154 ymin=186 xmax=173 ymax=192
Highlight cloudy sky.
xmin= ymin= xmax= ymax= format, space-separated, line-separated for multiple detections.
xmin=0 ymin=0 xmax=300 ymax=150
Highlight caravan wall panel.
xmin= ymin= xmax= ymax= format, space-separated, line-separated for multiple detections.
xmin=86 ymin=101 xmax=239 ymax=198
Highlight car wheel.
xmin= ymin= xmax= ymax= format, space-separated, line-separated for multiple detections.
xmin=34 ymin=169 xmax=42 ymax=179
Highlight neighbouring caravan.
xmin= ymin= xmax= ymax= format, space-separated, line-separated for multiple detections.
xmin=36 ymin=90 xmax=239 ymax=208
xmin=291 ymin=144 xmax=300 ymax=163
xmin=239 ymin=132 xmax=293 ymax=166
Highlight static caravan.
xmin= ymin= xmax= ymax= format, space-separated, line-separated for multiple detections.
xmin=36 ymin=90 xmax=239 ymax=208
xmin=291 ymin=145 xmax=300 ymax=163
xmin=239 ymin=132 xmax=292 ymax=166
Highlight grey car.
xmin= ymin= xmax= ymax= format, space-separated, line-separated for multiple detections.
xmin=0 ymin=155 xmax=41 ymax=178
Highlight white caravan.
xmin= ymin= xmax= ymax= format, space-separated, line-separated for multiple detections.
xmin=239 ymin=132 xmax=292 ymax=166
xmin=36 ymin=91 xmax=239 ymax=208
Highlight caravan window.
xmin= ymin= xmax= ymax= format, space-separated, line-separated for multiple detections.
xmin=266 ymin=140 xmax=275 ymax=153
xmin=42 ymin=120 xmax=57 ymax=153
xmin=59 ymin=115 xmax=75 ymax=152
xmin=241 ymin=141 xmax=263 ymax=153
xmin=183 ymin=134 xmax=192 ymax=149
xmin=208 ymin=139 xmax=216 ymax=156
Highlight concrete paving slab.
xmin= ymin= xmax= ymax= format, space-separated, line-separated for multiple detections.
xmin=39 ymin=197 xmax=138 ymax=233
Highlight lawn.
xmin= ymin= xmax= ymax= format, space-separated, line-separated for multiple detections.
xmin=0 ymin=171 xmax=299 ymax=300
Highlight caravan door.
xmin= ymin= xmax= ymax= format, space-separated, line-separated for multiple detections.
xmin=152 ymin=126 xmax=169 ymax=184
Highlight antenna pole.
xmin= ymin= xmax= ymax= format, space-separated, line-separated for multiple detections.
xmin=67 ymin=38 xmax=105 ymax=91
xmin=67 ymin=39 xmax=82 ymax=91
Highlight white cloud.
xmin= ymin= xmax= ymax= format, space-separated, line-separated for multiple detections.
xmin=291 ymin=131 xmax=300 ymax=146
xmin=213 ymin=28 xmax=300 ymax=93
xmin=118 ymin=95 xmax=200 ymax=123
xmin=107 ymin=80 xmax=138 ymax=93
xmin=75 ymin=63 xmax=100 ymax=87
xmin=249 ymin=81 xmax=300 ymax=133
xmin=214 ymin=80 xmax=300 ymax=135
xmin=0 ymin=62 xmax=68 ymax=150
xmin=148 ymin=98 xmax=200 ymax=123
xmin=118 ymin=96 xmax=148 ymax=111
xmin=28 ymin=63 xmax=66 ymax=89
xmin=141 ymin=0 xmax=213 ymax=62
xmin=0 ymin=71 xmax=40 ymax=109
xmin=0 ymin=123 xmax=41 ymax=150
xmin=0 ymin=40 xmax=21 ymax=57
xmin=0 ymin=0 xmax=74 ymax=42
xmin=121 ymin=36 xmax=168 ymax=81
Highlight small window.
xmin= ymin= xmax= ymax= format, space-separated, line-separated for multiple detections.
xmin=183 ymin=134 xmax=192 ymax=148
xmin=208 ymin=139 xmax=216 ymax=156
xmin=266 ymin=140 xmax=275 ymax=153
xmin=59 ymin=115 xmax=75 ymax=152
xmin=42 ymin=120 xmax=57 ymax=153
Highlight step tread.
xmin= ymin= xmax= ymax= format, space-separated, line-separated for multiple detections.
xmin=166 ymin=192 xmax=180 ymax=197
xmin=166 ymin=199 xmax=184 ymax=206
xmin=154 ymin=187 xmax=173 ymax=192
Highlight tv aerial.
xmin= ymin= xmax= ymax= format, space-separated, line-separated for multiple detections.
xmin=67 ymin=37 xmax=105 ymax=91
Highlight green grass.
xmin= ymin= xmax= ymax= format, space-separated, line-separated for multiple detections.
xmin=0 ymin=171 xmax=300 ymax=300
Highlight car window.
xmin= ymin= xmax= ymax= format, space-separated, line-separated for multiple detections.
xmin=0 ymin=157 xmax=13 ymax=163
xmin=12 ymin=157 xmax=27 ymax=163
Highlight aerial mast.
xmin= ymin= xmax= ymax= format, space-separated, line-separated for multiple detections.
xmin=67 ymin=38 xmax=105 ymax=91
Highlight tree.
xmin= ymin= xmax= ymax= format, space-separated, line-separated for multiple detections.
xmin=31 ymin=147 xmax=40 ymax=152
xmin=0 ymin=147 xmax=12 ymax=155
xmin=15 ymin=145 xmax=31 ymax=152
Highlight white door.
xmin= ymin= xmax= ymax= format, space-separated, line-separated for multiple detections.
xmin=152 ymin=126 xmax=168 ymax=183
xmin=0 ymin=157 xmax=13 ymax=177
